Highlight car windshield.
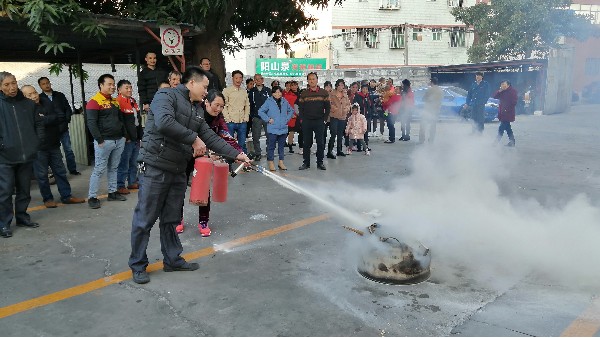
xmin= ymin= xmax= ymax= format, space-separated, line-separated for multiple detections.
xmin=446 ymin=86 xmax=468 ymax=97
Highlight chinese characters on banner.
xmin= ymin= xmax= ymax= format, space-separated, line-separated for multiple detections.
xmin=160 ymin=25 xmax=183 ymax=56
xmin=256 ymin=58 xmax=327 ymax=77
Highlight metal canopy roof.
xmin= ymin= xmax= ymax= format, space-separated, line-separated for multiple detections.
xmin=430 ymin=59 xmax=547 ymax=73
xmin=0 ymin=15 xmax=203 ymax=64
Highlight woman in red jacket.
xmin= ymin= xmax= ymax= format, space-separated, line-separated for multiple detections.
xmin=382 ymin=85 xmax=402 ymax=144
xmin=493 ymin=80 xmax=518 ymax=147
xmin=177 ymin=90 xmax=243 ymax=236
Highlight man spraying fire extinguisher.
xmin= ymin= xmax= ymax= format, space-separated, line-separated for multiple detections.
xmin=128 ymin=66 xmax=251 ymax=285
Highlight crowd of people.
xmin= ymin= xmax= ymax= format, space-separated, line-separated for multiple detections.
xmin=1 ymin=53 xmax=519 ymax=283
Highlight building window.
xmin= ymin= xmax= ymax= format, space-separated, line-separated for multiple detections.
xmin=432 ymin=28 xmax=442 ymax=41
xmin=585 ymin=58 xmax=600 ymax=76
xmin=449 ymin=28 xmax=466 ymax=47
xmin=571 ymin=4 xmax=600 ymax=24
xmin=389 ymin=26 xmax=405 ymax=48
xmin=309 ymin=41 xmax=319 ymax=54
xmin=311 ymin=23 xmax=318 ymax=31
xmin=447 ymin=0 xmax=459 ymax=6
xmin=379 ymin=0 xmax=400 ymax=10
xmin=412 ymin=28 xmax=423 ymax=41
xmin=357 ymin=28 xmax=379 ymax=48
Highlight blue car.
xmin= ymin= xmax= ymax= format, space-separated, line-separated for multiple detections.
xmin=412 ymin=86 xmax=499 ymax=122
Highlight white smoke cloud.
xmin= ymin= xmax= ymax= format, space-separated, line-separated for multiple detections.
xmin=310 ymin=127 xmax=600 ymax=290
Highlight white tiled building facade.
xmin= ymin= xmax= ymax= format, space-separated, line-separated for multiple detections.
xmin=330 ymin=0 xmax=482 ymax=68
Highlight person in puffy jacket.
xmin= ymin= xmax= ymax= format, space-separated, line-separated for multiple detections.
xmin=0 ymin=72 xmax=45 ymax=238
xmin=345 ymin=103 xmax=370 ymax=156
xmin=493 ymin=80 xmax=518 ymax=147
xmin=259 ymin=86 xmax=294 ymax=171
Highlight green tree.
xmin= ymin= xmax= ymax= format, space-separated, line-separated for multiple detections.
xmin=451 ymin=0 xmax=596 ymax=62
xmin=0 ymin=0 xmax=342 ymax=83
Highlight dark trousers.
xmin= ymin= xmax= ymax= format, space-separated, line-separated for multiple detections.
xmin=400 ymin=110 xmax=412 ymax=137
xmin=129 ymin=164 xmax=188 ymax=272
xmin=34 ymin=148 xmax=72 ymax=202
xmin=498 ymin=121 xmax=514 ymax=141
xmin=302 ymin=119 xmax=325 ymax=165
xmin=60 ymin=131 xmax=78 ymax=173
xmin=471 ymin=105 xmax=485 ymax=133
xmin=328 ymin=118 xmax=346 ymax=154
xmin=0 ymin=162 xmax=34 ymax=229
xmin=386 ymin=114 xmax=397 ymax=141
xmin=266 ymin=133 xmax=286 ymax=161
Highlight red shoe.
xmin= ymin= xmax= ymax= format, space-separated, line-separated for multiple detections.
xmin=198 ymin=221 xmax=211 ymax=237
xmin=176 ymin=221 xmax=184 ymax=234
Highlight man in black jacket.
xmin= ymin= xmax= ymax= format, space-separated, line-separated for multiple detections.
xmin=137 ymin=52 xmax=168 ymax=112
xmin=128 ymin=66 xmax=250 ymax=284
xmin=200 ymin=58 xmax=223 ymax=92
xmin=248 ymin=73 xmax=271 ymax=160
xmin=38 ymin=77 xmax=80 ymax=175
xmin=298 ymin=72 xmax=330 ymax=171
xmin=0 ymin=72 xmax=45 ymax=238
xmin=21 ymin=85 xmax=86 ymax=209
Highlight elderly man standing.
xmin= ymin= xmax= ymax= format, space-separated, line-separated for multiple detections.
xmin=200 ymin=58 xmax=223 ymax=92
xmin=21 ymin=85 xmax=86 ymax=209
xmin=464 ymin=71 xmax=491 ymax=133
xmin=0 ymin=72 xmax=45 ymax=238
xmin=248 ymin=73 xmax=271 ymax=161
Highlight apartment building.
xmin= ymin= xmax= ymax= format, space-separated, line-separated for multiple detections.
xmin=330 ymin=0 xmax=481 ymax=68
xmin=569 ymin=0 xmax=600 ymax=99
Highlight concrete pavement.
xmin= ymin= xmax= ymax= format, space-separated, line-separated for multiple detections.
xmin=1 ymin=104 xmax=599 ymax=336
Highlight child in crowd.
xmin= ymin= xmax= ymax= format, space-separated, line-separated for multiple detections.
xmin=345 ymin=103 xmax=370 ymax=155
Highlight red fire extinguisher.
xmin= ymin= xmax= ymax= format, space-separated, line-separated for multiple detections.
xmin=189 ymin=157 xmax=213 ymax=206
xmin=212 ymin=162 xmax=229 ymax=202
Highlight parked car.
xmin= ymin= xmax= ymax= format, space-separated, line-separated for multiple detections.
xmin=582 ymin=81 xmax=600 ymax=104
xmin=412 ymin=86 xmax=499 ymax=122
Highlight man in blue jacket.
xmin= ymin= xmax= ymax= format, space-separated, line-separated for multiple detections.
xmin=464 ymin=72 xmax=491 ymax=133
xmin=0 ymin=72 xmax=45 ymax=238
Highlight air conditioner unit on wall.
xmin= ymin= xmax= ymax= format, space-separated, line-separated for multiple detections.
xmin=344 ymin=41 xmax=355 ymax=49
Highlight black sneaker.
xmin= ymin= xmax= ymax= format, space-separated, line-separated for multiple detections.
xmin=107 ymin=192 xmax=127 ymax=201
xmin=88 ymin=197 xmax=101 ymax=209
xmin=132 ymin=270 xmax=150 ymax=284
xmin=254 ymin=154 xmax=262 ymax=161
xmin=298 ymin=163 xmax=310 ymax=170
xmin=1 ymin=227 xmax=12 ymax=238
xmin=317 ymin=163 xmax=327 ymax=170
xmin=336 ymin=151 xmax=346 ymax=157
xmin=70 ymin=171 xmax=82 ymax=176
xmin=326 ymin=152 xmax=336 ymax=159
xmin=163 ymin=262 xmax=199 ymax=272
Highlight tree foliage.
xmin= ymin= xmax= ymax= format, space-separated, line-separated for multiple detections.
xmin=1 ymin=0 xmax=342 ymax=81
xmin=451 ymin=0 xmax=597 ymax=62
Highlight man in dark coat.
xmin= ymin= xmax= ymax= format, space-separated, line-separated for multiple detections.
xmin=137 ymin=52 xmax=168 ymax=112
xmin=493 ymin=80 xmax=518 ymax=147
xmin=0 ymin=72 xmax=45 ymax=238
xmin=464 ymin=71 xmax=491 ymax=133
xmin=128 ymin=66 xmax=250 ymax=284
xmin=200 ymin=58 xmax=223 ymax=92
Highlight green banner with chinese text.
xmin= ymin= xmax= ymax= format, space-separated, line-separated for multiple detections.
xmin=256 ymin=58 xmax=327 ymax=77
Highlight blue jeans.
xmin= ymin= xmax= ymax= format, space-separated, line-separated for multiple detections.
xmin=266 ymin=133 xmax=286 ymax=161
xmin=34 ymin=148 xmax=72 ymax=202
xmin=60 ymin=131 xmax=78 ymax=173
xmin=226 ymin=122 xmax=247 ymax=153
xmin=117 ymin=141 xmax=140 ymax=188
xmin=498 ymin=121 xmax=514 ymax=141
xmin=88 ymin=138 xmax=125 ymax=198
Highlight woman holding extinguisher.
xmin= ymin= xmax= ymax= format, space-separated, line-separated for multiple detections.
xmin=177 ymin=90 xmax=244 ymax=236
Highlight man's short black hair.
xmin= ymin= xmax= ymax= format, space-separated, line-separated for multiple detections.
xmin=97 ymin=74 xmax=114 ymax=88
xmin=200 ymin=57 xmax=211 ymax=64
xmin=232 ymin=70 xmax=244 ymax=78
xmin=181 ymin=66 xmax=209 ymax=85
xmin=476 ymin=71 xmax=484 ymax=77
xmin=117 ymin=79 xmax=131 ymax=88
xmin=37 ymin=76 xmax=50 ymax=85
xmin=246 ymin=78 xmax=254 ymax=85
xmin=307 ymin=72 xmax=318 ymax=80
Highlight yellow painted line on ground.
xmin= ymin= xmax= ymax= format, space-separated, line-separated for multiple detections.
xmin=561 ymin=298 xmax=600 ymax=336
xmin=0 ymin=213 xmax=330 ymax=320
